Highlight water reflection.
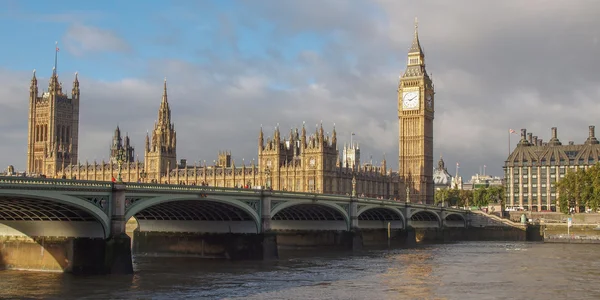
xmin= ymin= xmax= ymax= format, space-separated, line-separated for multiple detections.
xmin=381 ymin=249 xmax=439 ymax=300
xmin=1 ymin=242 xmax=600 ymax=299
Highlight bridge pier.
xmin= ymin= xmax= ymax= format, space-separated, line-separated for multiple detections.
xmin=103 ymin=184 xmax=133 ymax=274
xmin=348 ymin=198 xmax=363 ymax=251
xmin=260 ymin=193 xmax=279 ymax=260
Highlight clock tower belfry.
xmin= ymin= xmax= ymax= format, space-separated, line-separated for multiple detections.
xmin=398 ymin=18 xmax=434 ymax=204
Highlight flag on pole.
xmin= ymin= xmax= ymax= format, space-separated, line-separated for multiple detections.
xmin=509 ymin=129 xmax=517 ymax=134
xmin=351 ymin=132 xmax=356 ymax=136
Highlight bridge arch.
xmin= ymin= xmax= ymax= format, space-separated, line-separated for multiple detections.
xmin=271 ymin=200 xmax=349 ymax=231
xmin=0 ymin=190 xmax=110 ymax=238
xmin=444 ymin=213 xmax=467 ymax=228
xmin=125 ymin=195 xmax=261 ymax=234
xmin=409 ymin=210 xmax=441 ymax=228
xmin=357 ymin=206 xmax=405 ymax=229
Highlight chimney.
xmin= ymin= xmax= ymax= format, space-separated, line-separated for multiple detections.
xmin=538 ymin=139 xmax=543 ymax=146
xmin=551 ymin=127 xmax=558 ymax=139
xmin=585 ymin=125 xmax=599 ymax=145
xmin=521 ymin=128 xmax=527 ymax=139
xmin=533 ymin=136 xmax=538 ymax=145
xmin=527 ymin=133 xmax=533 ymax=144
xmin=569 ymin=141 xmax=574 ymax=145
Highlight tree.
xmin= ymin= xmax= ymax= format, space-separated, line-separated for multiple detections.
xmin=434 ymin=188 xmax=449 ymax=205
xmin=459 ymin=189 xmax=473 ymax=207
xmin=557 ymin=163 xmax=600 ymax=213
xmin=435 ymin=188 xmax=461 ymax=206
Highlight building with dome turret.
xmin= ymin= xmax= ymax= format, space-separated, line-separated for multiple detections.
xmin=433 ymin=157 xmax=452 ymax=190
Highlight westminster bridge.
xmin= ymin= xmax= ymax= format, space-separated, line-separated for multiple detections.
xmin=0 ymin=177 xmax=487 ymax=275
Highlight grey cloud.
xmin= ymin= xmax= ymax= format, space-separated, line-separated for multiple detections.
xmin=2 ymin=0 xmax=600 ymax=179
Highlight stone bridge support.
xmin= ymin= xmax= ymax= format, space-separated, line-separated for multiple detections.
xmin=105 ymin=184 xmax=134 ymax=274
xmin=259 ymin=194 xmax=279 ymax=260
xmin=67 ymin=184 xmax=133 ymax=274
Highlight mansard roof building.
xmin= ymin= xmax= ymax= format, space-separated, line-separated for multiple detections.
xmin=504 ymin=126 xmax=600 ymax=212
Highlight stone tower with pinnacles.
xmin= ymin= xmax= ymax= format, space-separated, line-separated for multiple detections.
xmin=398 ymin=18 xmax=435 ymax=204
xmin=26 ymin=46 xmax=80 ymax=177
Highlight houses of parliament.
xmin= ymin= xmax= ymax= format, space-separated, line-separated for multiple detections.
xmin=23 ymin=20 xmax=435 ymax=203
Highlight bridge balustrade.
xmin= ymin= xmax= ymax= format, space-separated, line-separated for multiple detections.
xmin=0 ymin=178 xmax=472 ymax=275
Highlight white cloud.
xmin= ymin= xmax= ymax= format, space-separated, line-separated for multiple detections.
xmin=63 ymin=23 xmax=131 ymax=56
xmin=2 ymin=0 xmax=600 ymax=180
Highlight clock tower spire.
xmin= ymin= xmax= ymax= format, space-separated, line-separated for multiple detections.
xmin=398 ymin=18 xmax=435 ymax=204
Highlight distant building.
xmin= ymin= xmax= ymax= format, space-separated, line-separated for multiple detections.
xmin=504 ymin=126 xmax=600 ymax=212
xmin=462 ymin=174 xmax=503 ymax=190
xmin=0 ymin=165 xmax=25 ymax=177
xmin=433 ymin=157 xmax=452 ymax=189
xmin=342 ymin=142 xmax=360 ymax=169
xmin=109 ymin=126 xmax=135 ymax=164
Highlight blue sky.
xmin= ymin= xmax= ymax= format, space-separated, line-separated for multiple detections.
xmin=0 ymin=0 xmax=332 ymax=82
xmin=1 ymin=1 xmax=599 ymax=179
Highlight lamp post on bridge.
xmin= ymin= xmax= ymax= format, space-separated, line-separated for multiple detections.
xmin=266 ymin=167 xmax=271 ymax=190
xmin=352 ymin=173 xmax=357 ymax=197
xmin=406 ymin=186 xmax=410 ymax=203
xmin=140 ymin=170 xmax=147 ymax=183
xmin=116 ymin=148 xmax=126 ymax=183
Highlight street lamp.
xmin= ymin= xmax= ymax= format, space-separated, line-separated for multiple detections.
xmin=265 ymin=167 xmax=271 ymax=189
xmin=116 ymin=148 xmax=126 ymax=183
xmin=406 ymin=186 xmax=410 ymax=203
xmin=352 ymin=173 xmax=357 ymax=197
xmin=140 ymin=170 xmax=147 ymax=183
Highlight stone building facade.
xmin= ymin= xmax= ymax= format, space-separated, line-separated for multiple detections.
xmin=44 ymin=79 xmax=398 ymax=198
xmin=504 ymin=126 xmax=600 ymax=212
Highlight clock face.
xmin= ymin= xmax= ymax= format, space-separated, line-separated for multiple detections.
xmin=402 ymin=91 xmax=420 ymax=110
xmin=426 ymin=94 xmax=433 ymax=109
xmin=309 ymin=158 xmax=316 ymax=167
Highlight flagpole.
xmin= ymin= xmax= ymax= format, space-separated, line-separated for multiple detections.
xmin=508 ymin=129 xmax=510 ymax=159
xmin=54 ymin=41 xmax=58 ymax=75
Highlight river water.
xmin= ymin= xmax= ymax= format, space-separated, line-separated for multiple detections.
xmin=1 ymin=242 xmax=599 ymax=300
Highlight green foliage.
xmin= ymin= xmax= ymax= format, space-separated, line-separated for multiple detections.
xmin=556 ymin=163 xmax=600 ymax=214
xmin=436 ymin=185 xmax=504 ymax=208
xmin=434 ymin=188 xmax=460 ymax=206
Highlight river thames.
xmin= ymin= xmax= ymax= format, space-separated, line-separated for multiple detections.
xmin=0 ymin=241 xmax=598 ymax=299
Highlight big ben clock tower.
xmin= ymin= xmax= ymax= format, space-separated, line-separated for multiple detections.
xmin=398 ymin=18 xmax=434 ymax=204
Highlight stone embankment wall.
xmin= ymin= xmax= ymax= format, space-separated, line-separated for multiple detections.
xmin=508 ymin=211 xmax=600 ymax=224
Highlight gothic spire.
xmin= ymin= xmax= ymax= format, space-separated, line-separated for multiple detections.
xmin=162 ymin=77 xmax=168 ymax=103
xmin=72 ymin=72 xmax=80 ymax=97
xmin=332 ymin=123 xmax=337 ymax=145
xmin=157 ymin=77 xmax=171 ymax=126
xmin=30 ymin=69 xmax=38 ymax=95
xmin=408 ymin=17 xmax=423 ymax=54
